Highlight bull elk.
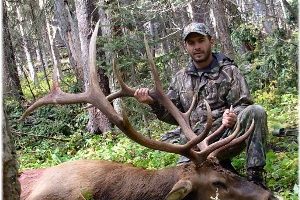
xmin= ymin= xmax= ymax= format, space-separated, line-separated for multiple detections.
xmin=19 ymin=21 xmax=278 ymax=200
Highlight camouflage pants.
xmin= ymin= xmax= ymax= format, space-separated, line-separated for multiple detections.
xmin=161 ymin=105 xmax=268 ymax=169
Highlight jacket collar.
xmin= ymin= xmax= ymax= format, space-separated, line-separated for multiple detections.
xmin=185 ymin=53 xmax=234 ymax=77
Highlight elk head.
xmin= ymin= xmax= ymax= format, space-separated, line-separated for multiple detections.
xmin=20 ymin=21 xmax=278 ymax=200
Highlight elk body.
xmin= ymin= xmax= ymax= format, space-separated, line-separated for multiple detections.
xmin=20 ymin=159 xmax=275 ymax=200
xmin=19 ymin=21 xmax=278 ymax=200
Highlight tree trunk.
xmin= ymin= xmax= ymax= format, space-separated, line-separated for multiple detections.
xmin=46 ymin=20 xmax=63 ymax=80
xmin=75 ymin=0 xmax=111 ymax=134
xmin=98 ymin=0 xmax=122 ymax=115
xmin=225 ymin=0 xmax=243 ymax=28
xmin=54 ymin=0 xmax=84 ymax=88
xmin=2 ymin=107 xmax=21 ymax=200
xmin=16 ymin=6 xmax=37 ymax=84
xmin=187 ymin=0 xmax=211 ymax=24
xmin=41 ymin=46 xmax=49 ymax=70
xmin=74 ymin=0 xmax=91 ymax=87
xmin=3 ymin=2 xmax=24 ymax=101
xmin=281 ymin=0 xmax=297 ymax=23
xmin=279 ymin=0 xmax=297 ymax=25
xmin=35 ymin=48 xmax=42 ymax=64
xmin=252 ymin=0 xmax=266 ymax=22
xmin=38 ymin=1 xmax=52 ymax=72
xmin=211 ymin=0 xmax=235 ymax=59
xmin=29 ymin=1 xmax=51 ymax=90
xmin=266 ymin=0 xmax=279 ymax=31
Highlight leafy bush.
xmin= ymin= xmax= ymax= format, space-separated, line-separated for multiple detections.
xmin=232 ymin=24 xmax=298 ymax=93
xmin=17 ymin=123 xmax=178 ymax=170
xmin=253 ymin=88 xmax=298 ymax=129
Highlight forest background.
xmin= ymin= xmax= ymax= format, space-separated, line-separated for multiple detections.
xmin=3 ymin=0 xmax=298 ymax=199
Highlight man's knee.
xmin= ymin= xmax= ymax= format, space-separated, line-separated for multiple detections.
xmin=238 ymin=104 xmax=268 ymax=137
xmin=245 ymin=105 xmax=267 ymax=118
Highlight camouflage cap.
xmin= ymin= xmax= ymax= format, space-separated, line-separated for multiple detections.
xmin=182 ymin=22 xmax=211 ymax=41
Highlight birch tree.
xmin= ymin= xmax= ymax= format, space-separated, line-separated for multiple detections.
xmin=3 ymin=1 xmax=24 ymax=101
xmin=211 ymin=0 xmax=235 ymax=58
xmin=28 ymin=0 xmax=51 ymax=90
xmin=16 ymin=3 xmax=37 ymax=84
xmin=54 ymin=0 xmax=84 ymax=87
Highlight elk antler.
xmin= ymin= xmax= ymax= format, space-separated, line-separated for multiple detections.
xmin=21 ymin=20 xmax=254 ymax=165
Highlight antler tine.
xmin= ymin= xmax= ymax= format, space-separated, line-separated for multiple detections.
xmin=195 ymin=119 xmax=242 ymax=162
xmin=198 ymin=125 xmax=226 ymax=150
xmin=84 ymin=21 xmax=129 ymax=125
xmin=183 ymin=100 xmax=213 ymax=150
xmin=143 ymin=35 xmax=198 ymax=142
xmin=20 ymin=89 xmax=88 ymax=120
xmin=182 ymin=94 xmax=198 ymax=126
xmin=197 ymin=106 xmax=233 ymax=151
xmin=106 ymin=59 xmax=136 ymax=102
xmin=208 ymin=119 xmax=255 ymax=159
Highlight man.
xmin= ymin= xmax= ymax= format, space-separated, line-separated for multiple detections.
xmin=134 ymin=22 xmax=268 ymax=188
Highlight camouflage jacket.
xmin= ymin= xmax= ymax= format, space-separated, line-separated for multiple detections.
xmin=150 ymin=53 xmax=253 ymax=133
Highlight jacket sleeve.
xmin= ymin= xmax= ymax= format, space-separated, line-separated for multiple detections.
xmin=149 ymin=75 xmax=184 ymax=125
xmin=227 ymin=66 xmax=253 ymax=115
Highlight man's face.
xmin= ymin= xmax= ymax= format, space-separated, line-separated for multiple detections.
xmin=184 ymin=33 xmax=214 ymax=64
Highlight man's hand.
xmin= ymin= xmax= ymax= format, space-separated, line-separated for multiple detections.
xmin=222 ymin=107 xmax=237 ymax=128
xmin=134 ymin=88 xmax=154 ymax=104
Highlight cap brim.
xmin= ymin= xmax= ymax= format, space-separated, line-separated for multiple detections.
xmin=183 ymin=31 xmax=208 ymax=40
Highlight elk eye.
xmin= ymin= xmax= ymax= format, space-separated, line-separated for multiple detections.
xmin=212 ymin=181 xmax=227 ymax=190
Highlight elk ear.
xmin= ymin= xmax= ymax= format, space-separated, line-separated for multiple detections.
xmin=165 ymin=179 xmax=193 ymax=200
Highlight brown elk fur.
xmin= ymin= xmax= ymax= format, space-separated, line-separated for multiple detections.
xmin=19 ymin=159 xmax=275 ymax=200
xmin=20 ymin=160 xmax=186 ymax=200
xmin=19 ymin=168 xmax=46 ymax=200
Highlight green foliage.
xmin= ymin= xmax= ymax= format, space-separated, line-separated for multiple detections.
xmin=266 ymin=132 xmax=298 ymax=199
xmin=19 ymin=105 xmax=84 ymax=135
xmin=5 ymin=63 xmax=86 ymax=168
xmin=231 ymin=23 xmax=259 ymax=48
xmin=266 ymin=149 xmax=298 ymax=193
xmin=253 ymin=88 xmax=298 ymax=129
xmin=232 ymin=24 xmax=298 ymax=93
xmin=73 ymin=131 xmax=178 ymax=169
xmin=81 ymin=190 xmax=94 ymax=200
xmin=17 ymin=121 xmax=178 ymax=170
xmin=232 ymin=137 xmax=298 ymax=199
xmin=286 ymin=0 xmax=298 ymax=25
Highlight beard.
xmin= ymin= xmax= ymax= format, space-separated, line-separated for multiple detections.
xmin=191 ymin=47 xmax=212 ymax=64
